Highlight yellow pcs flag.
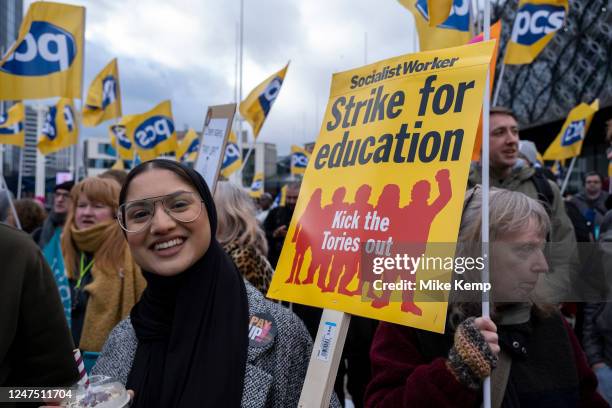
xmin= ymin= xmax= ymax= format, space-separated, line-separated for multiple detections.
xmin=249 ymin=172 xmax=264 ymax=198
xmin=398 ymin=0 xmax=472 ymax=51
xmin=505 ymin=0 xmax=568 ymax=65
xmin=109 ymin=115 xmax=136 ymax=161
xmin=543 ymin=100 xmax=599 ymax=161
xmin=177 ymin=129 xmax=200 ymax=163
xmin=126 ymin=101 xmax=177 ymax=162
xmin=290 ymin=145 xmax=310 ymax=175
xmin=0 ymin=2 xmax=84 ymax=99
xmin=38 ymin=98 xmax=79 ymax=155
xmin=240 ymin=63 xmax=289 ymax=138
xmin=83 ymin=58 xmax=122 ymax=127
xmin=220 ymin=131 xmax=242 ymax=178
xmin=0 ymin=103 xmax=25 ymax=147
xmin=427 ymin=0 xmax=453 ymax=27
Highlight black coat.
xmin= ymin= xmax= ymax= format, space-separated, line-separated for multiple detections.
xmin=263 ymin=206 xmax=294 ymax=268
xmin=0 ymin=224 xmax=78 ymax=394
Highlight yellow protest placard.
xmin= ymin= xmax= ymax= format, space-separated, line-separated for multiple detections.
xmin=266 ymin=41 xmax=494 ymax=333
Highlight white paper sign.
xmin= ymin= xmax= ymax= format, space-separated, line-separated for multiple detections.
xmin=194 ymin=118 xmax=229 ymax=191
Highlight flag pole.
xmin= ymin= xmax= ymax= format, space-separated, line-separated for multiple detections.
xmin=481 ymin=0 xmax=492 ymax=407
xmin=75 ymin=6 xmax=87 ymax=181
xmin=238 ymin=141 xmax=255 ymax=173
xmin=237 ymin=0 xmax=244 ymax=183
xmin=0 ymin=76 xmax=21 ymax=229
xmin=35 ymin=105 xmax=46 ymax=199
xmin=1 ymin=174 xmax=21 ymax=230
xmin=491 ymin=61 xmax=506 ymax=106
xmin=16 ymin=146 xmax=24 ymax=199
xmin=560 ymin=156 xmax=577 ymax=196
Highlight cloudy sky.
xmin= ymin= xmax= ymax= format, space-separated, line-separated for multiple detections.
xmin=24 ymin=0 xmax=418 ymax=155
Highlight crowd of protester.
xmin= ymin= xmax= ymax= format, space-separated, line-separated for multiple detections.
xmin=0 ymin=109 xmax=611 ymax=407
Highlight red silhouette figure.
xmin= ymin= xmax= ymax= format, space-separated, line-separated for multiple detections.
xmin=287 ymin=188 xmax=323 ymax=284
xmin=371 ymin=169 xmax=452 ymax=315
xmin=308 ymin=187 xmax=348 ymax=290
xmin=332 ymin=185 xmax=375 ymax=296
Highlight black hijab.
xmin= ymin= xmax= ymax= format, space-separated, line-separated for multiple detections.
xmin=122 ymin=160 xmax=249 ymax=407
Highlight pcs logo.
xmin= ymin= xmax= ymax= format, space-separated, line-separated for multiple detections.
xmin=561 ymin=119 xmax=586 ymax=146
xmin=111 ymin=125 xmax=132 ymax=149
xmin=415 ymin=0 xmax=470 ymax=32
xmin=258 ymin=76 xmax=283 ymax=116
xmin=134 ymin=116 xmax=174 ymax=149
xmin=41 ymin=104 xmax=75 ymax=141
xmin=1 ymin=21 xmax=77 ymax=76
xmin=510 ymin=4 xmax=565 ymax=46
xmin=0 ymin=113 xmax=23 ymax=135
xmin=292 ymin=152 xmax=308 ymax=168
xmin=102 ymin=76 xmax=117 ymax=109
xmin=181 ymin=139 xmax=200 ymax=161
xmin=251 ymin=180 xmax=263 ymax=191
xmin=222 ymin=143 xmax=240 ymax=168
xmin=42 ymin=107 xmax=58 ymax=140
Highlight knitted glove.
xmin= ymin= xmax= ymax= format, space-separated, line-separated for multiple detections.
xmin=446 ymin=317 xmax=498 ymax=389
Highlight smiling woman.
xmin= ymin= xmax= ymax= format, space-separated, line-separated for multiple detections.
xmin=61 ymin=177 xmax=146 ymax=353
xmin=93 ymin=160 xmax=340 ymax=408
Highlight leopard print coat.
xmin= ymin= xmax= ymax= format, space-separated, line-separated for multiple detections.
xmin=224 ymin=240 xmax=274 ymax=294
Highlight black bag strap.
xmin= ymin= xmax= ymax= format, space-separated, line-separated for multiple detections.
xmin=531 ymin=168 xmax=555 ymax=217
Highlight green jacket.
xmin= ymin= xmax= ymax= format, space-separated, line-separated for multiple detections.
xmin=468 ymin=162 xmax=580 ymax=302
xmin=0 ymin=224 xmax=78 ymax=390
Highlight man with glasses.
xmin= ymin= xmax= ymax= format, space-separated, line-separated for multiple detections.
xmin=467 ymin=107 xmax=579 ymax=302
xmin=571 ymin=172 xmax=608 ymax=241
xmin=33 ymin=180 xmax=74 ymax=323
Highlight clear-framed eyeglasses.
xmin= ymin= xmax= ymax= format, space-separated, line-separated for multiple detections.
xmin=117 ymin=191 xmax=204 ymax=233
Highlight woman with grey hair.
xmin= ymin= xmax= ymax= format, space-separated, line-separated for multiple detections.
xmin=215 ymin=181 xmax=274 ymax=294
xmin=366 ymin=187 xmax=606 ymax=407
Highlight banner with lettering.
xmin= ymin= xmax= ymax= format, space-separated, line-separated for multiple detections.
xmin=266 ymin=42 xmax=495 ymax=333
xmin=0 ymin=1 xmax=84 ymax=99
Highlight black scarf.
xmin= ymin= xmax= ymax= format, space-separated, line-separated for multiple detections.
xmin=126 ymin=162 xmax=249 ymax=408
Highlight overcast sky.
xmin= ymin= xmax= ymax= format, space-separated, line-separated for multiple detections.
xmin=23 ymin=0 xmax=418 ymax=155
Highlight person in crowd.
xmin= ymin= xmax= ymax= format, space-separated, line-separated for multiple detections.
xmin=61 ymin=177 xmax=146 ymax=352
xmin=605 ymin=119 xmax=612 ymax=193
xmin=5 ymin=198 xmax=47 ymax=233
xmin=100 ymin=168 xmax=129 ymax=187
xmin=256 ymin=192 xmax=274 ymax=224
xmin=264 ymin=181 xmax=300 ymax=268
xmin=0 ymin=222 xmax=78 ymax=389
xmin=571 ymin=172 xmax=609 ymax=241
xmin=583 ymin=301 xmax=612 ymax=404
xmin=365 ymin=188 xmax=607 ymax=407
xmin=92 ymin=160 xmax=339 ymax=407
xmin=468 ymin=106 xmax=578 ymax=302
xmin=215 ymin=181 xmax=274 ymax=294
xmin=32 ymin=181 xmax=74 ymax=323
xmin=0 ymin=188 xmax=13 ymax=222
xmin=518 ymin=140 xmax=556 ymax=182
